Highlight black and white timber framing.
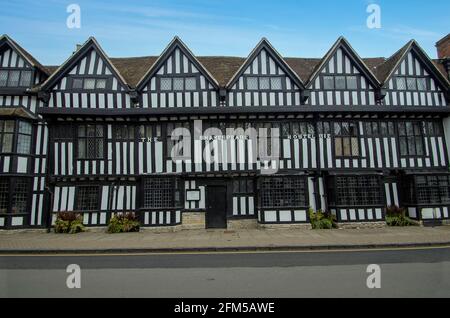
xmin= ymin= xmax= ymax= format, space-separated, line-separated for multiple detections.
xmin=0 ymin=34 xmax=449 ymax=229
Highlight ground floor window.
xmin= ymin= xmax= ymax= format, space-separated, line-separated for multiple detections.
xmin=143 ymin=177 xmax=181 ymax=209
xmin=327 ymin=175 xmax=382 ymax=207
xmin=75 ymin=186 xmax=100 ymax=211
xmin=403 ymin=174 xmax=450 ymax=205
xmin=0 ymin=177 xmax=31 ymax=214
xmin=260 ymin=176 xmax=308 ymax=208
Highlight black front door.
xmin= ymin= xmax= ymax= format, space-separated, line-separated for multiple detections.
xmin=206 ymin=186 xmax=227 ymax=229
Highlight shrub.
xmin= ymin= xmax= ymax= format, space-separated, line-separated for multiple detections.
xmin=107 ymin=212 xmax=140 ymax=233
xmin=309 ymin=208 xmax=337 ymax=229
xmin=385 ymin=205 xmax=419 ymax=227
xmin=54 ymin=212 xmax=85 ymax=234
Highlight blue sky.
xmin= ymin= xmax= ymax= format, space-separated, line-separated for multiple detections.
xmin=1 ymin=0 xmax=449 ymax=65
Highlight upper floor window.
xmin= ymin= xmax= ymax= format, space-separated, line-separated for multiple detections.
xmin=398 ymin=121 xmax=424 ymax=156
xmin=395 ymin=77 xmax=427 ymax=91
xmin=364 ymin=121 xmax=395 ymax=137
xmin=0 ymin=120 xmax=32 ymax=154
xmin=77 ymin=124 xmax=104 ymax=159
xmin=160 ymin=77 xmax=197 ymax=91
xmin=138 ymin=124 xmax=162 ymax=142
xmin=71 ymin=77 xmax=108 ymax=90
xmin=323 ymin=75 xmax=358 ymax=90
xmin=17 ymin=122 xmax=32 ymax=154
xmin=115 ymin=125 xmax=135 ymax=141
xmin=334 ymin=122 xmax=359 ymax=157
xmin=424 ymin=121 xmax=443 ymax=137
xmin=246 ymin=76 xmax=283 ymax=91
xmin=0 ymin=69 xmax=33 ymax=87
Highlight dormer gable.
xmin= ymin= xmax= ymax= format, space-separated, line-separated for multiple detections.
xmin=41 ymin=37 xmax=129 ymax=93
xmin=379 ymin=40 xmax=449 ymax=107
xmin=226 ymin=38 xmax=306 ymax=107
xmin=40 ymin=37 xmax=134 ymax=109
xmin=137 ymin=37 xmax=219 ymax=108
xmin=306 ymin=37 xmax=380 ymax=106
xmin=0 ymin=35 xmax=49 ymax=90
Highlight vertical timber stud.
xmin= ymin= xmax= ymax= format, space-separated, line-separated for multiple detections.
xmin=313 ymin=113 xmax=322 ymax=211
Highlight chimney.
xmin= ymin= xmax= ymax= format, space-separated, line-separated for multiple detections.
xmin=436 ymin=34 xmax=450 ymax=59
xmin=436 ymin=34 xmax=450 ymax=80
xmin=73 ymin=44 xmax=82 ymax=54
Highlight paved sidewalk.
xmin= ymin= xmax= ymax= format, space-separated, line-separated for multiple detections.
xmin=0 ymin=226 xmax=450 ymax=253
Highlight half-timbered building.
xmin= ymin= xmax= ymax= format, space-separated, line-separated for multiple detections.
xmin=1 ymin=34 xmax=449 ymax=230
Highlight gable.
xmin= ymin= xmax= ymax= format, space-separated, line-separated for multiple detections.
xmin=227 ymin=45 xmax=303 ymax=107
xmin=308 ymin=45 xmax=378 ymax=106
xmin=45 ymin=43 xmax=133 ymax=109
xmin=384 ymin=49 xmax=447 ymax=106
xmin=0 ymin=45 xmax=32 ymax=69
xmin=140 ymin=41 xmax=219 ymax=108
xmin=49 ymin=47 xmax=127 ymax=92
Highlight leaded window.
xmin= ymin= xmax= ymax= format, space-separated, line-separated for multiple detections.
xmin=0 ymin=120 xmax=14 ymax=153
xmin=398 ymin=121 xmax=424 ymax=156
xmin=77 ymin=124 xmax=104 ymax=159
xmin=323 ymin=75 xmax=359 ymax=90
xmin=160 ymin=77 xmax=198 ymax=91
xmin=138 ymin=124 xmax=162 ymax=141
xmin=270 ymin=77 xmax=282 ymax=90
xmin=260 ymin=177 xmax=308 ymax=208
xmin=404 ymin=175 xmax=450 ymax=205
xmin=70 ymin=77 xmax=109 ymax=90
xmin=334 ymin=122 xmax=359 ymax=157
xmin=0 ymin=69 xmax=33 ymax=87
xmin=364 ymin=121 xmax=395 ymax=137
xmin=417 ymin=78 xmax=427 ymax=91
xmin=246 ymin=76 xmax=283 ymax=90
xmin=328 ymin=175 xmax=382 ymax=206
xmin=143 ymin=178 xmax=181 ymax=209
xmin=17 ymin=121 xmax=32 ymax=154
xmin=0 ymin=177 xmax=30 ymax=214
xmin=76 ymin=186 xmax=100 ymax=211
xmin=115 ymin=125 xmax=135 ymax=140
xmin=395 ymin=76 xmax=428 ymax=91
xmin=396 ymin=77 xmax=406 ymax=90
xmin=346 ymin=76 xmax=358 ymax=89
xmin=185 ymin=77 xmax=197 ymax=90
xmin=407 ymin=77 xmax=417 ymax=90
xmin=424 ymin=121 xmax=443 ymax=137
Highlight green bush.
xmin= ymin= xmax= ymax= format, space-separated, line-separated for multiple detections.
xmin=385 ymin=205 xmax=419 ymax=227
xmin=54 ymin=212 xmax=85 ymax=234
xmin=107 ymin=212 xmax=140 ymax=233
xmin=309 ymin=208 xmax=337 ymax=229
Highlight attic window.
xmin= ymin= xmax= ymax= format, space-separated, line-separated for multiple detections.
xmin=246 ymin=76 xmax=283 ymax=90
xmin=395 ymin=77 xmax=428 ymax=91
xmin=160 ymin=77 xmax=198 ymax=91
xmin=0 ymin=70 xmax=33 ymax=88
xmin=323 ymin=75 xmax=359 ymax=90
xmin=71 ymin=77 xmax=108 ymax=90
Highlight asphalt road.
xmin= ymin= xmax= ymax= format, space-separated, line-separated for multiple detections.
xmin=1 ymin=247 xmax=449 ymax=297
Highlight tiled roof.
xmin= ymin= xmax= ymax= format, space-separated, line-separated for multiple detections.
xmin=40 ymin=40 xmax=448 ymax=88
